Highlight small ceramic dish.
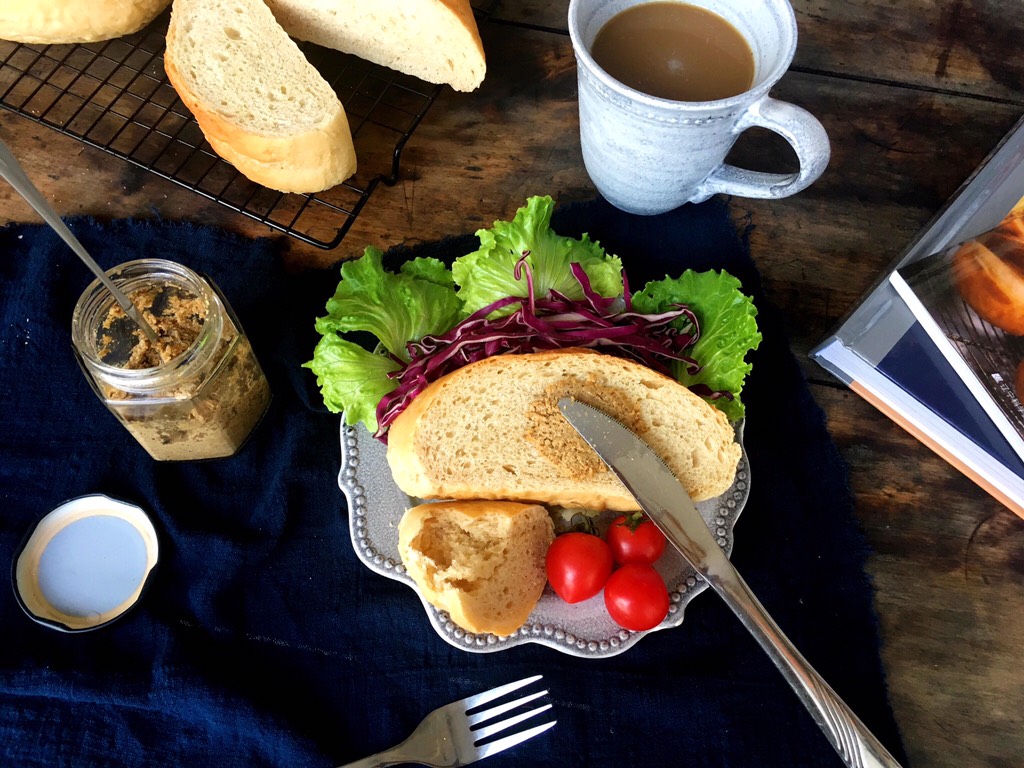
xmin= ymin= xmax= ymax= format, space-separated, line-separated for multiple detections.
xmin=12 ymin=493 xmax=159 ymax=632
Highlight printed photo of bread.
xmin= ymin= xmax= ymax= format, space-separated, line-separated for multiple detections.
xmin=951 ymin=213 xmax=1024 ymax=335
xmin=893 ymin=196 xmax=1024 ymax=453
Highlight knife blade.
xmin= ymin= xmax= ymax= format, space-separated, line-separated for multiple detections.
xmin=557 ymin=397 xmax=903 ymax=768
xmin=555 ymin=397 xmax=734 ymax=586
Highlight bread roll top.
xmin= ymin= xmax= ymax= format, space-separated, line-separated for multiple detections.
xmin=0 ymin=0 xmax=170 ymax=45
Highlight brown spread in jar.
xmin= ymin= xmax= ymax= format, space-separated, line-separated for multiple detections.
xmin=74 ymin=262 xmax=271 ymax=461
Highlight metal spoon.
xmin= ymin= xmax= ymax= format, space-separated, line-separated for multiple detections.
xmin=0 ymin=137 xmax=158 ymax=341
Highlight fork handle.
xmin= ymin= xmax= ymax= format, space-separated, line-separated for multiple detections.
xmin=335 ymin=747 xmax=424 ymax=767
xmin=711 ymin=568 xmax=903 ymax=768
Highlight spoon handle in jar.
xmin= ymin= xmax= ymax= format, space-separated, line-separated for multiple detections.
xmin=0 ymin=137 xmax=158 ymax=341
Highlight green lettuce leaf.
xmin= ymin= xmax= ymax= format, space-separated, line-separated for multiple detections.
xmin=314 ymin=247 xmax=462 ymax=361
xmin=632 ymin=270 xmax=761 ymax=421
xmin=303 ymin=335 xmax=400 ymax=433
xmin=452 ymin=195 xmax=623 ymax=316
xmin=304 ymin=199 xmax=761 ymax=432
xmin=306 ymin=247 xmax=461 ymax=433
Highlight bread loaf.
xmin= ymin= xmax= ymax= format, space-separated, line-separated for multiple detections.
xmin=164 ymin=0 xmax=356 ymax=193
xmin=398 ymin=500 xmax=554 ymax=636
xmin=0 ymin=0 xmax=170 ymax=44
xmin=386 ymin=349 xmax=742 ymax=510
xmin=264 ymin=0 xmax=486 ymax=92
xmin=952 ymin=216 xmax=1024 ymax=335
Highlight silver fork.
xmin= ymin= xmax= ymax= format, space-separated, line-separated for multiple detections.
xmin=337 ymin=675 xmax=556 ymax=768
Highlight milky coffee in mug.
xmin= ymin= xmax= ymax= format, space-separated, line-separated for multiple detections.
xmin=569 ymin=0 xmax=830 ymax=215
xmin=590 ymin=3 xmax=755 ymax=102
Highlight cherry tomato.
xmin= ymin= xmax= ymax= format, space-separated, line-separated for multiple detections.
xmin=604 ymin=563 xmax=670 ymax=631
xmin=606 ymin=514 xmax=666 ymax=565
xmin=545 ymin=532 xmax=614 ymax=604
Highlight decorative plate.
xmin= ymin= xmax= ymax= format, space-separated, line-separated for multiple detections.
xmin=338 ymin=419 xmax=749 ymax=658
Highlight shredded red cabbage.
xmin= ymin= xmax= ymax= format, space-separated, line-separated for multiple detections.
xmin=374 ymin=256 xmax=717 ymax=441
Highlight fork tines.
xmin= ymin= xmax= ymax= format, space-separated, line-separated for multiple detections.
xmin=463 ymin=675 xmax=556 ymax=757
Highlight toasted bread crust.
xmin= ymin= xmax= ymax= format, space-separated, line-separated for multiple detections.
xmin=387 ymin=349 xmax=741 ymax=510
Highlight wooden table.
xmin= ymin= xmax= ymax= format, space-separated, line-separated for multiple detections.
xmin=2 ymin=2 xmax=1022 ymax=765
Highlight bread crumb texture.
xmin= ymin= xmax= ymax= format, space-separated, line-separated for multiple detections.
xmin=164 ymin=0 xmax=357 ymax=192
xmin=396 ymin=349 xmax=740 ymax=509
xmin=169 ymin=0 xmax=338 ymax=134
xmin=526 ymin=374 xmax=647 ymax=479
xmin=398 ymin=501 xmax=555 ymax=636
xmin=264 ymin=0 xmax=486 ymax=91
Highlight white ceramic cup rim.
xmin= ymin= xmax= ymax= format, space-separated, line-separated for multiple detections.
xmin=567 ymin=0 xmax=798 ymax=111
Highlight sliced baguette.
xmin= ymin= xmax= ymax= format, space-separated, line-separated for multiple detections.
xmin=387 ymin=349 xmax=742 ymax=511
xmin=164 ymin=0 xmax=356 ymax=193
xmin=264 ymin=0 xmax=486 ymax=92
xmin=0 ymin=0 xmax=170 ymax=44
xmin=398 ymin=500 xmax=555 ymax=636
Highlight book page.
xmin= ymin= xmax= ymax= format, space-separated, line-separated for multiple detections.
xmin=891 ymin=195 xmax=1024 ymax=460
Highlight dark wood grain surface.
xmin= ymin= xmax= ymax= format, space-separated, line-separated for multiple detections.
xmin=2 ymin=2 xmax=1023 ymax=766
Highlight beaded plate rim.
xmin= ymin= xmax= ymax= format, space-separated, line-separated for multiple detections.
xmin=338 ymin=417 xmax=749 ymax=658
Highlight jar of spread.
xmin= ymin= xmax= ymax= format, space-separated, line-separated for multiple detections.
xmin=71 ymin=259 xmax=271 ymax=461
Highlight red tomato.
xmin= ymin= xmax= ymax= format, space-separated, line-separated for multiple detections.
xmin=545 ymin=532 xmax=614 ymax=604
xmin=606 ymin=514 xmax=666 ymax=565
xmin=604 ymin=563 xmax=670 ymax=631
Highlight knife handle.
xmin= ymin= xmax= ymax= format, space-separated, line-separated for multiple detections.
xmin=711 ymin=569 xmax=903 ymax=768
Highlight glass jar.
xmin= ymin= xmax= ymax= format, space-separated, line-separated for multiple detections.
xmin=71 ymin=259 xmax=271 ymax=461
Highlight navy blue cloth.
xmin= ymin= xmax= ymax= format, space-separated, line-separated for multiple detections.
xmin=0 ymin=199 xmax=907 ymax=767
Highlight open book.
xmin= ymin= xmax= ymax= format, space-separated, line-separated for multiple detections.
xmin=810 ymin=117 xmax=1024 ymax=519
xmin=889 ymin=198 xmax=1024 ymax=464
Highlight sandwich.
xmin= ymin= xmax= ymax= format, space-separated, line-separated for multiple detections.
xmin=306 ymin=195 xmax=761 ymax=632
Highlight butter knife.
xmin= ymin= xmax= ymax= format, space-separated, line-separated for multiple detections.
xmin=558 ymin=398 xmax=902 ymax=768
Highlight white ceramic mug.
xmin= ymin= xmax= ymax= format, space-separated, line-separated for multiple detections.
xmin=568 ymin=0 xmax=830 ymax=214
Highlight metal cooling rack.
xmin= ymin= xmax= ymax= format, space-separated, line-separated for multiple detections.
xmin=0 ymin=2 xmax=497 ymax=250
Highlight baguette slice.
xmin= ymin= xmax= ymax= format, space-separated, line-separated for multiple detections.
xmin=164 ymin=0 xmax=356 ymax=193
xmin=398 ymin=500 xmax=555 ymax=636
xmin=264 ymin=0 xmax=486 ymax=92
xmin=387 ymin=349 xmax=742 ymax=511
xmin=0 ymin=0 xmax=170 ymax=44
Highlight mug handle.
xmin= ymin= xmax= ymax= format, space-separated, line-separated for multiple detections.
xmin=691 ymin=97 xmax=831 ymax=203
